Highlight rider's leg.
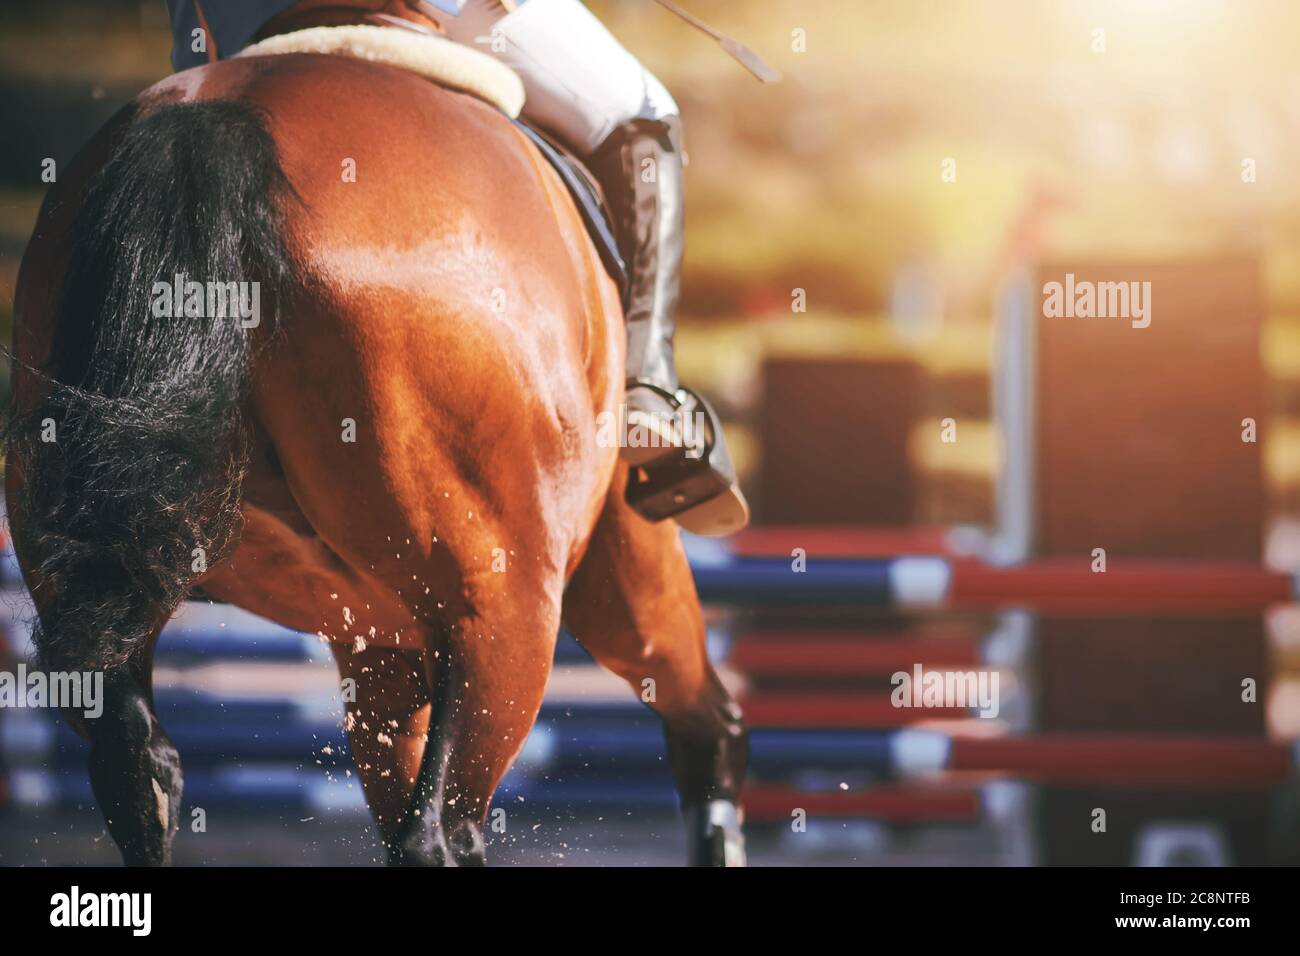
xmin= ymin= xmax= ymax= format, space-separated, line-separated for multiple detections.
xmin=586 ymin=111 xmax=686 ymax=464
xmin=442 ymin=0 xmax=749 ymax=534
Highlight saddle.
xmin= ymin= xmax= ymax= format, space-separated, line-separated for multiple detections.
xmin=242 ymin=1 xmax=628 ymax=296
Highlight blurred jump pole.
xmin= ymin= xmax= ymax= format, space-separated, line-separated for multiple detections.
xmin=650 ymin=0 xmax=782 ymax=83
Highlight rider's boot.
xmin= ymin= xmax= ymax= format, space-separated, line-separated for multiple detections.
xmin=587 ymin=116 xmax=749 ymax=536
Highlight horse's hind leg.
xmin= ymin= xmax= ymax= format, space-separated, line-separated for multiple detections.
xmin=85 ymin=638 xmax=183 ymax=866
xmin=379 ymin=581 xmax=562 ymax=867
xmin=328 ymin=644 xmax=432 ymax=853
xmin=563 ymin=466 xmax=748 ymax=866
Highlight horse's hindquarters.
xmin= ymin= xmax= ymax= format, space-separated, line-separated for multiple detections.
xmin=181 ymin=55 xmax=626 ymax=860
xmin=178 ymin=52 xmax=624 ymax=629
xmin=12 ymin=50 xmax=627 ymax=864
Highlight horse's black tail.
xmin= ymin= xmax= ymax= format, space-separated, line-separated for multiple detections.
xmin=8 ymin=100 xmax=301 ymax=672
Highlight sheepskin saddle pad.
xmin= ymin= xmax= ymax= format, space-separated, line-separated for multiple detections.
xmin=238 ymin=23 xmax=526 ymax=118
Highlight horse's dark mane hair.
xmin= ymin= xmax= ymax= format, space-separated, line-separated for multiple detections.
xmin=7 ymin=100 xmax=303 ymax=671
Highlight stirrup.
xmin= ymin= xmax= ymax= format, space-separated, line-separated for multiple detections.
xmin=625 ymin=387 xmax=750 ymax=536
xmin=621 ymin=381 xmax=690 ymax=467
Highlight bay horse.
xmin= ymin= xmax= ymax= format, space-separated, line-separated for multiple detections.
xmin=7 ymin=48 xmax=747 ymax=865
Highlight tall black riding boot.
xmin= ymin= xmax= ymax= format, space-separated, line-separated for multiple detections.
xmin=587 ymin=117 xmax=749 ymax=535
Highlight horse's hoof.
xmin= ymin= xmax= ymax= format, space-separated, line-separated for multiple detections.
xmin=387 ymin=843 xmax=450 ymax=866
xmin=685 ymin=799 xmax=747 ymax=866
xmin=387 ymin=826 xmax=453 ymax=867
xmin=448 ymin=820 xmax=487 ymax=866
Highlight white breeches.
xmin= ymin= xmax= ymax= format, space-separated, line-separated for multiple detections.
xmin=439 ymin=0 xmax=679 ymax=154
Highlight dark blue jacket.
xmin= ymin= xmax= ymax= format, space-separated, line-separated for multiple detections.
xmin=167 ymin=1 xmax=467 ymax=71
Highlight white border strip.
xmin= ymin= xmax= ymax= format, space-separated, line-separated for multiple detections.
xmin=890 ymin=729 xmax=953 ymax=776
xmin=888 ymin=557 xmax=952 ymax=608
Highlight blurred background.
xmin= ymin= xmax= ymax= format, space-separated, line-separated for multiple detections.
xmin=1 ymin=0 xmax=1299 ymax=865
xmin=9 ymin=0 xmax=1300 ymax=517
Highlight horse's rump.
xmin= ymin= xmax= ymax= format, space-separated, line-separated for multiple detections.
xmin=222 ymin=54 xmax=625 ymax=586
xmin=9 ymin=52 xmax=623 ymax=668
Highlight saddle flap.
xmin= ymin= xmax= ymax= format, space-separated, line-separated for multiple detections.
xmin=510 ymin=122 xmax=628 ymax=300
